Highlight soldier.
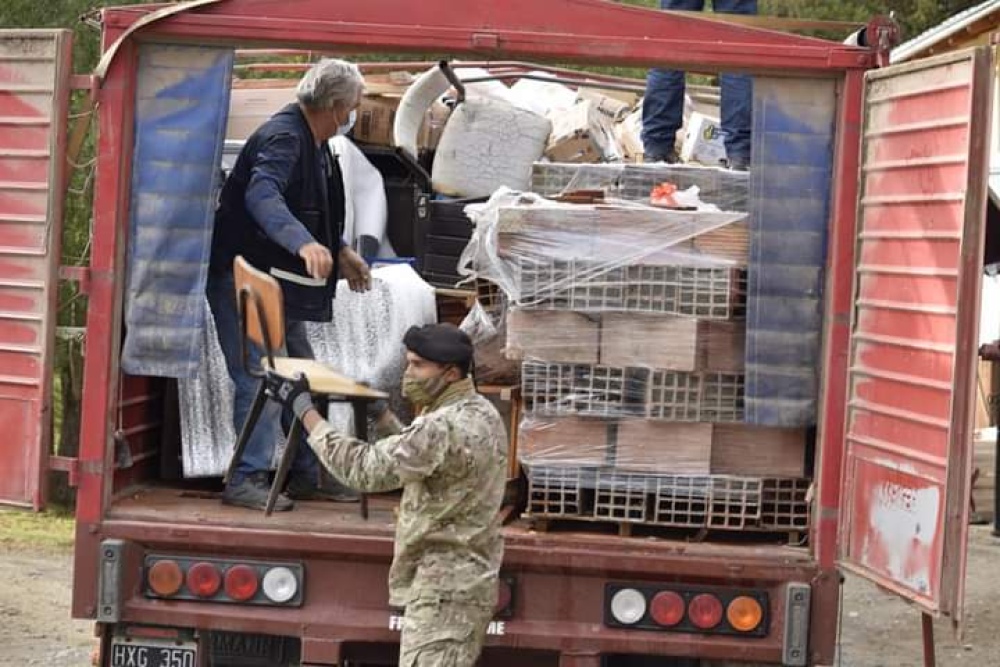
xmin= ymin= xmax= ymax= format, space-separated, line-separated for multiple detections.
xmin=266 ymin=323 xmax=507 ymax=667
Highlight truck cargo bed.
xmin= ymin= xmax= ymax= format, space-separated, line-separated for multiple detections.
xmin=107 ymin=484 xmax=809 ymax=565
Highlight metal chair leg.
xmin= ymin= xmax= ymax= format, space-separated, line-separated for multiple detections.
xmin=224 ymin=380 xmax=268 ymax=485
xmin=265 ymin=418 xmax=301 ymax=516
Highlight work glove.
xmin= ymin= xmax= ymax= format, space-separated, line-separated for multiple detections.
xmin=265 ymin=371 xmax=314 ymax=421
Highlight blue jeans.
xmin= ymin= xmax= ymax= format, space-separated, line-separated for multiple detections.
xmin=206 ymin=269 xmax=320 ymax=483
xmin=642 ymin=0 xmax=756 ymax=163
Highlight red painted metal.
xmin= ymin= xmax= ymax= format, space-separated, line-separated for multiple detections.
xmin=100 ymin=0 xmax=873 ymax=72
xmin=816 ymin=68 xmax=866 ymax=572
xmin=0 ymin=30 xmax=73 ymax=509
xmin=839 ymin=48 xmax=993 ymax=621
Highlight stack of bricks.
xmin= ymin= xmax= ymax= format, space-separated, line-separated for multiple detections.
xmin=501 ymin=196 xmax=810 ymax=534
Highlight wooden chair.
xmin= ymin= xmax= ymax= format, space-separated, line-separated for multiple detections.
xmin=225 ymin=255 xmax=387 ymax=516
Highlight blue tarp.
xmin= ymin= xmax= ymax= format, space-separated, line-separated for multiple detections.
xmin=121 ymin=44 xmax=233 ymax=378
xmin=744 ymin=79 xmax=836 ymax=427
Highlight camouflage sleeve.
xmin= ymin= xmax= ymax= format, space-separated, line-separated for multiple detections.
xmin=306 ymin=415 xmax=449 ymax=492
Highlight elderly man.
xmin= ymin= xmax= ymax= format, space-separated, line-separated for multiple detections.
xmin=267 ymin=323 xmax=507 ymax=667
xmin=208 ymin=59 xmax=372 ymax=510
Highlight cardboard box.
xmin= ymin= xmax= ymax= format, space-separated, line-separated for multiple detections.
xmin=615 ymin=107 xmax=644 ymax=163
xmin=545 ymin=100 xmax=622 ymax=163
xmin=680 ymin=111 xmax=726 ymax=166
xmin=699 ymin=320 xmax=745 ymax=373
xmin=226 ymin=85 xmax=296 ymax=140
xmin=600 ymin=315 xmax=746 ymax=373
xmin=711 ymin=425 xmax=808 ymax=477
xmin=577 ymin=89 xmax=632 ymax=123
xmin=353 ymin=94 xmax=401 ymax=146
xmin=601 ymin=314 xmax=699 ymax=371
xmin=579 ymin=86 xmax=640 ymax=110
xmin=519 ymin=417 xmax=611 ymax=466
xmin=615 ymin=420 xmax=713 ymax=474
xmin=507 ymin=309 xmax=600 ymax=364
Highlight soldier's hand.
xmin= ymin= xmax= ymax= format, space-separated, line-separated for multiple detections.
xmin=299 ymin=242 xmax=334 ymax=280
xmin=339 ymin=246 xmax=371 ymax=292
xmin=266 ymin=372 xmax=314 ymax=421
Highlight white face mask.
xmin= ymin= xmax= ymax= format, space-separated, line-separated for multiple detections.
xmin=337 ymin=109 xmax=357 ymax=136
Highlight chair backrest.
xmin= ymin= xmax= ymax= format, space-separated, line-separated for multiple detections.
xmin=233 ymin=256 xmax=285 ymax=354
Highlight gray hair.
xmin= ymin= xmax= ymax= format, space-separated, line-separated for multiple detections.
xmin=296 ymin=58 xmax=365 ymax=110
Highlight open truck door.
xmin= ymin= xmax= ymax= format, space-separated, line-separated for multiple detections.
xmin=0 ymin=30 xmax=73 ymax=509
xmin=839 ymin=46 xmax=994 ymax=624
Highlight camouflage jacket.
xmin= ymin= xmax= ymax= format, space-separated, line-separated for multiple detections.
xmin=306 ymin=378 xmax=507 ymax=607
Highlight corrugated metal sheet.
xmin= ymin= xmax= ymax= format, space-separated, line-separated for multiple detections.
xmin=744 ymin=78 xmax=836 ymax=427
xmin=891 ymin=0 xmax=1000 ymax=64
xmin=0 ymin=31 xmax=72 ymax=508
xmin=839 ymin=48 xmax=991 ymax=620
xmin=120 ymin=44 xmax=233 ymax=378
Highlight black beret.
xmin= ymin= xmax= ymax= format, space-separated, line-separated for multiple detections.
xmin=403 ymin=323 xmax=474 ymax=366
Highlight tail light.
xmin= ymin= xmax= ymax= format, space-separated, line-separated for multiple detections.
xmin=649 ymin=591 xmax=685 ymax=627
xmin=144 ymin=555 xmax=302 ymax=607
xmin=606 ymin=583 xmax=770 ymax=637
xmin=727 ymin=595 xmax=764 ymax=632
xmin=224 ymin=564 xmax=259 ymax=602
xmin=687 ymin=593 xmax=724 ymax=630
xmin=186 ymin=562 xmax=222 ymax=598
xmin=261 ymin=567 xmax=298 ymax=603
xmin=147 ymin=560 xmax=183 ymax=597
xmin=609 ymin=588 xmax=647 ymax=625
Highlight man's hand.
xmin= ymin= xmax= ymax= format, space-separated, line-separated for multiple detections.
xmin=339 ymin=246 xmax=371 ymax=292
xmin=265 ymin=371 xmax=314 ymax=421
xmin=299 ymin=242 xmax=334 ymax=280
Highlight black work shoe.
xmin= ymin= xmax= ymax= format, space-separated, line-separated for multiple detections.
xmin=222 ymin=472 xmax=294 ymax=511
xmin=644 ymin=149 xmax=680 ymax=164
xmin=285 ymin=472 xmax=360 ymax=503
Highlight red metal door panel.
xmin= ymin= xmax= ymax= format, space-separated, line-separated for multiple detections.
xmin=0 ymin=30 xmax=72 ymax=509
xmin=839 ymin=48 xmax=993 ymax=621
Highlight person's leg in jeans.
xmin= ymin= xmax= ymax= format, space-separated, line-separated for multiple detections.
xmin=283 ymin=320 xmax=359 ymax=501
xmin=206 ymin=269 xmax=291 ymax=510
xmin=641 ymin=0 xmax=704 ymax=161
xmin=714 ymin=0 xmax=757 ymax=168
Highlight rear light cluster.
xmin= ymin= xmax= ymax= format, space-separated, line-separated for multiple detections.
xmin=606 ymin=584 xmax=768 ymax=636
xmin=144 ymin=555 xmax=303 ymax=607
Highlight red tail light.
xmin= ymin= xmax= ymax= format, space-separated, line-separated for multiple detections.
xmin=649 ymin=591 xmax=685 ymax=627
xmin=688 ymin=593 xmax=724 ymax=629
xmin=224 ymin=564 xmax=259 ymax=602
xmin=186 ymin=562 xmax=222 ymax=598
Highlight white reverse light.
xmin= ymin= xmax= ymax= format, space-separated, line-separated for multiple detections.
xmin=261 ymin=567 xmax=298 ymax=603
xmin=610 ymin=588 xmax=647 ymax=625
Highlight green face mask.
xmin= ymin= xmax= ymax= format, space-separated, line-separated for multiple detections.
xmin=401 ymin=371 xmax=450 ymax=407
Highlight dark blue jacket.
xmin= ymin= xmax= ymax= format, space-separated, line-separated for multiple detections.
xmin=211 ymin=104 xmax=345 ymax=322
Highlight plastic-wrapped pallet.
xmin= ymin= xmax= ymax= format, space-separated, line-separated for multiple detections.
xmin=458 ymin=188 xmax=813 ymax=535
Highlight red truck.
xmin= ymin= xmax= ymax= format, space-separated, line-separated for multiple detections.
xmin=0 ymin=2 xmax=990 ymax=666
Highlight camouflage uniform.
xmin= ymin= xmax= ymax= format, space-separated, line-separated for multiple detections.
xmin=306 ymin=378 xmax=507 ymax=666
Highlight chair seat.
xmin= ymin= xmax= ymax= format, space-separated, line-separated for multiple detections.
xmin=269 ymin=357 xmax=389 ymax=399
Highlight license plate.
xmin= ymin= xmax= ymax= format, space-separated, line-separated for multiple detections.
xmin=110 ymin=638 xmax=198 ymax=667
